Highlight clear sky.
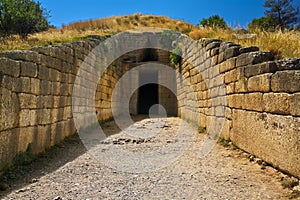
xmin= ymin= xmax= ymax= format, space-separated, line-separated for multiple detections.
xmin=38 ymin=0 xmax=266 ymax=28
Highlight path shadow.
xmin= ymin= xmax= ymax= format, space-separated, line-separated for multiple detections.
xmin=0 ymin=115 xmax=150 ymax=197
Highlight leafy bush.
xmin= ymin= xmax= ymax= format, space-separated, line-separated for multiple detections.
xmin=199 ymin=15 xmax=228 ymax=29
xmin=170 ymin=46 xmax=182 ymax=66
xmin=248 ymin=16 xmax=275 ymax=31
xmin=0 ymin=0 xmax=49 ymax=39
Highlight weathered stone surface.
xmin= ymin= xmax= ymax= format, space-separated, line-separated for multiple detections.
xmin=35 ymin=125 xmax=51 ymax=153
xmin=248 ymin=73 xmax=272 ymax=92
xmin=19 ymin=93 xmax=37 ymax=109
xmin=239 ymin=46 xmax=259 ymax=54
xmin=0 ymin=88 xmax=20 ymax=131
xmin=244 ymin=62 xmax=277 ymax=78
xmin=211 ymin=55 xmax=218 ymax=65
xmin=263 ymin=93 xmax=291 ymax=115
xmin=210 ymin=48 xmax=219 ymax=57
xmin=235 ymin=77 xmax=248 ymax=93
xmin=1 ymin=75 xmax=21 ymax=92
xmin=38 ymin=95 xmax=54 ymax=109
xmin=49 ymin=68 xmax=61 ymax=82
xmin=20 ymin=62 xmax=38 ymax=78
xmin=199 ymin=38 xmax=222 ymax=47
xmin=19 ymin=109 xmax=36 ymax=127
xmin=38 ymin=64 xmax=49 ymax=80
xmin=51 ymin=108 xmax=64 ymax=123
xmin=243 ymin=93 xmax=263 ymax=112
xmin=0 ymin=129 xmax=19 ymax=165
xmin=17 ymin=127 xmax=35 ymax=152
xmin=37 ymin=109 xmax=52 ymax=125
xmin=271 ymin=70 xmax=300 ymax=93
xmin=220 ymin=42 xmax=241 ymax=53
xmin=30 ymin=78 xmax=40 ymax=95
xmin=290 ymin=93 xmax=300 ymax=116
xmin=224 ymin=67 xmax=243 ymax=84
xmin=276 ymin=58 xmax=300 ymax=71
xmin=231 ymin=109 xmax=300 ymax=178
xmin=0 ymin=58 xmax=20 ymax=77
xmin=40 ymin=80 xmax=52 ymax=95
xmin=0 ymin=50 xmax=41 ymax=64
xmin=219 ymin=58 xmax=236 ymax=73
xmin=227 ymin=94 xmax=245 ymax=109
xmin=20 ymin=77 xmax=31 ymax=93
xmin=236 ymin=52 xmax=274 ymax=67
xmin=50 ymin=122 xmax=63 ymax=146
xmin=220 ymin=118 xmax=231 ymax=140
xmin=225 ymin=83 xmax=235 ymax=95
xmin=205 ymin=41 xmax=221 ymax=51
xmin=223 ymin=46 xmax=241 ymax=60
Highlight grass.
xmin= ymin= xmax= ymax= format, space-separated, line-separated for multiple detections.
xmin=0 ymin=13 xmax=299 ymax=59
xmin=218 ymin=138 xmax=231 ymax=147
xmin=197 ymin=126 xmax=206 ymax=134
xmin=0 ymin=13 xmax=197 ymax=52
xmin=189 ymin=27 xmax=300 ymax=59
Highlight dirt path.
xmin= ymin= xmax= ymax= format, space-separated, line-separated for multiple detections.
xmin=1 ymin=117 xmax=299 ymax=199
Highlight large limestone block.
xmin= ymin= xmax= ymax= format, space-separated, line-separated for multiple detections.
xmin=231 ymin=109 xmax=300 ymax=178
xmin=17 ymin=126 xmax=35 ymax=152
xmin=20 ymin=62 xmax=38 ymax=78
xmin=243 ymin=93 xmax=263 ymax=112
xmin=290 ymin=93 xmax=300 ymax=117
xmin=271 ymin=71 xmax=300 ymax=93
xmin=0 ymin=58 xmax=20 ymax=77
xmin=0 ymin=129 xmax=19 ymax=166
xmin=248 ymin=73 xmax=272 ymax=92
xmin=227 ymin=94 xmax=245 ymax=109
xmin=19 ymin=93 xmax=37 ymax=109
xmin=19 ymin=109 xmax=37 ymax=127
xmin=244 ymin=62 xmax=277 ymax=78
xmin=0 ymin=88 xmax=20 ymax=131
xmin=263 ymin=93 xmax=291 ymax=115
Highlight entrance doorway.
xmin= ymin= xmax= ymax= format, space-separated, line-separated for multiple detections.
xmin=138 ymin=71 xmax=158 ymax=115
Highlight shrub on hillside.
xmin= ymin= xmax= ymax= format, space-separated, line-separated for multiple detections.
xmin=0 ymin=0 xmax=49 ymax=39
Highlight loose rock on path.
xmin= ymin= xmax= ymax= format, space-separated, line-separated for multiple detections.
xmin=1 ymin=117 xmax=299 ymax=199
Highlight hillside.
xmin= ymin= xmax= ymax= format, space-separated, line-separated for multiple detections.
xmin=0 ymin=13 xmax=299 ymax=58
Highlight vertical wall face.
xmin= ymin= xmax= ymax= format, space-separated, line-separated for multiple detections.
xmin=178 ymin=39 xmax=300 ymax=178
xmin=0 ymin=40 xmax=104 ymax=168
xmin=0 ymin=31 xmax=299 ymax=179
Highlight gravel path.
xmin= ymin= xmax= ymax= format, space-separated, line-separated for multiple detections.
xmin=1 ymin=117 xmax=298 ymax=199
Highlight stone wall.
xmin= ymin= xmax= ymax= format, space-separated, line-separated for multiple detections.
xmin=0 ymin=38 xmax=113 ymax=168
xmin=0 ymin=31 xmax=299 ymax=179
xmin=178 ymin=38 xmax=300 ymax=178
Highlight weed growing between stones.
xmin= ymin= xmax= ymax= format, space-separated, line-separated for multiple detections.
xmin=218 ymin=138 xmax=231 ymax=147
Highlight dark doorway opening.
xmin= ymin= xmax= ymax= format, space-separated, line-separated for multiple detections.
xmin=138 ymin=71 xmax=158 ymax=115
xmin=138 ymin=84 xmax=159 ymax=114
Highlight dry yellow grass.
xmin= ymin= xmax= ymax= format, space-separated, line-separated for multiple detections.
xmin=189 ymin=27 xmax=300 ymax=59
xmin=0 ymin=13 xmax=299 ymax=59
xmin=0 ymin=14 xmax=198 ymax=52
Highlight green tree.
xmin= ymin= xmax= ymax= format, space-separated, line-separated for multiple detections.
xmin=199 ymin=15 xmax=228 ymax=29
xmin=263 ymin=0 xmax=300 ymax=29
xmin=248 ymin=16 xmax=275 ymax=30
xmin=0 ymin=0 xmax=49 ymax=39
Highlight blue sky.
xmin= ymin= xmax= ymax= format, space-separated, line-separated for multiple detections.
xmin=38 ymin=0 xmax=266 ymax=28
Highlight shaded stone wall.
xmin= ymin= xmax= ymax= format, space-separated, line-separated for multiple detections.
xmin=0 ymin=38 xmax=111 ymax=168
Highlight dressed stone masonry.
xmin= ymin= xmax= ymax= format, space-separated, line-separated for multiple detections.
xmin=0 ymin=32 xmax=299 ymax=179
